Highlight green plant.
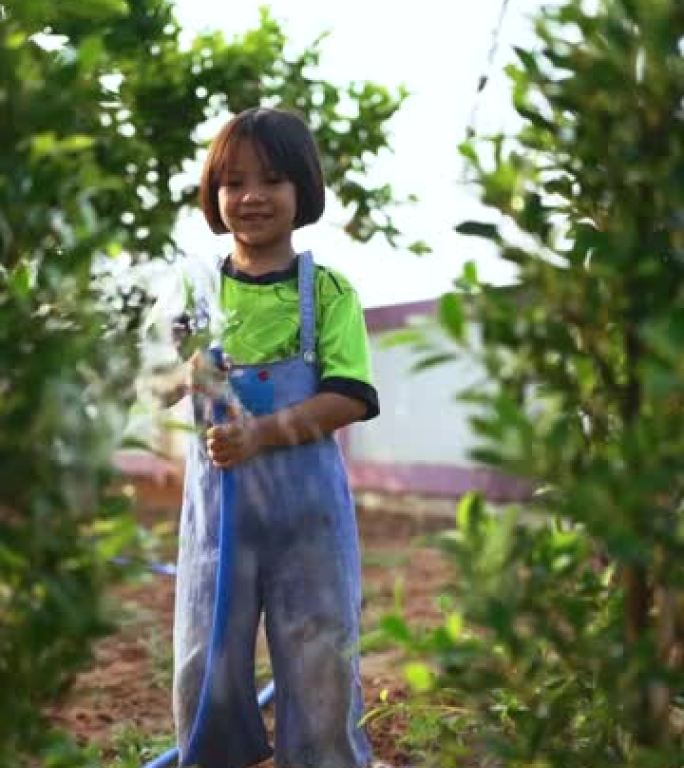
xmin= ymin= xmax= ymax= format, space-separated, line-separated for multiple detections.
xmin=32 ymin=730 xmax=103 ymax=768
xmin=0 ymin=0 xmax=408 ymax=761
xmin=144 ymin=627 xmax=173 ymax=690
xmin=106 ymin=723 xmax=175 ymax=768
xmin=386 ymin=0 xmax=684 ymax=764
xmin=362 ymin=548 xmax=411 ymax=569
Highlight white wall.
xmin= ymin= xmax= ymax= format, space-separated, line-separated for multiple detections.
xmin=348 ymin=322 xmax=487 ymax=466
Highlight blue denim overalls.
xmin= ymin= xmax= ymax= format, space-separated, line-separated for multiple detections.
xmin=173 ymin=252 xmax=372 ymax=768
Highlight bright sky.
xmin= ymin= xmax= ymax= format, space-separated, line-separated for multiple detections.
xmin=172 ymin=0 xmax=543 ymax=307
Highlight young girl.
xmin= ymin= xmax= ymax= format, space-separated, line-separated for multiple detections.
xmin=171 ymin=107 xmax=379 ymax=768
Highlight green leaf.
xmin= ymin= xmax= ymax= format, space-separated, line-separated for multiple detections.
xmin=30 ymin=133 xmax=95 ymax=157
xmin=514 ymin=46 xmax=541 ymax=75
xmin=462 ymin=260 xmax=478 ymax=287
xmin=407 ymin=239 xmax=433 ymax=256
xmin=439 ymin=293 xmax=465 ymax=341
xmin=404 ymin=662 xmax=433 ymax=693
xmin=59 ymin=135 xmax=97 ymax=153
xmin=9 ymin=261 xmax=33 ymax=298
xmin=454 ymin=221 xmax=501 ymax=241
xmin=6 ymin=31 xmax=28 ymax=49
xmin=380 ymin=327 xmax=428 ymax=348
xmin=380 ymin=613 xmax=412 ymax=643
xmin=30 ymin=132 xmax=57 ymax=156
xmin=411 ymin=353 xmax=457 ymax=373
xmin=78 ymin=36 xmax=105 ymax=69
xmin=458 ymin=139 xmax=480 ymax=166
xmin=456 ymin=491 xmax=484 ymax=532
xmin=446 ymin=612 xmax=464 ymax=640
xmin=0 ymin=541 xmax=27 ymax=569
xmin=58 ymin=0 xmax=128 ymax=19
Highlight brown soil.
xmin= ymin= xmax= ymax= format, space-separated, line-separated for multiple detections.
xmin=48 ymin=477 xmax=454 ymax=766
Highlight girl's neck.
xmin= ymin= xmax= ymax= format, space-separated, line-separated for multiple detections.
xmin=231 ymin=241 xmax=296 ymax=277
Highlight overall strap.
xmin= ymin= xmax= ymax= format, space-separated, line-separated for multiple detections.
xmin=297 ymin=251 xmax=316 ymax=365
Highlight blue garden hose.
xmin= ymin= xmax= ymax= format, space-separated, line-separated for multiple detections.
xmin=142 ymin=684 xmax=276 ymax=768
xmin=142 ymin=346 xmax=274 ymax=768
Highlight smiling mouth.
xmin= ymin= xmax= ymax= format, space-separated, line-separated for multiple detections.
xmin=239 ymin=213 xmax=272 ymax=221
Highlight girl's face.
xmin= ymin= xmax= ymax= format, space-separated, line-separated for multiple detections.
xmin=217 ymin=138 xmax=297 ymax=250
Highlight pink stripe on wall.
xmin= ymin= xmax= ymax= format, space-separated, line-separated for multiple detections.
xmin=364 ymin=299 xmax=437 ymax=332
xmin=346 ymin=458 xmax=532 ymax=502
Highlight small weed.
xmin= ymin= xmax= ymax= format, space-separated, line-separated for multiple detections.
xmin=30 ymin=729 xmax=102 ymax=768
xmin=144 ymin=628 xmax=174 ymax=690
xmin=359 ymin=627 xmax=394 ymax=654
xmin=362 ymin=698 xmax=466 ymax=764
xmin=105 ymin=597 xmax=155 ymax=631
xmin=362 ymin=549 xmax=410 ymax=569
xmin=106 ymin=723 xmax=175 ymax=768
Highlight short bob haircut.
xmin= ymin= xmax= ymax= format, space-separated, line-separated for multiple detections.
xmin=199 ymin=107 xmax=326 ymax=234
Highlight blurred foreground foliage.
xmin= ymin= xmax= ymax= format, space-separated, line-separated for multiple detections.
xmin=377 ymin=0 xmax=684 ymax=764
xmin=0 ymin=0 xmax=405 ymax=761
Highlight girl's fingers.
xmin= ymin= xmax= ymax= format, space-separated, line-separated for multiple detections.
xmin=207 ymin=430 xmax=241 ymax=452
xmin=211 ymin=457 xmax=235 ymax=469
xmin=208 ymin=448 xmax=233 ymax=464
xmin=207 ymin=438 xmax=234 ymax=455
xmin=206 ymin=423 xmax=252 ymax=466
xmin=207 ymin=435 xmax=243 ymax=459
xmin=211 ymin=457 xmax=234 ymax=468
xmin=207 ymin=424 xmax=237 ymax=440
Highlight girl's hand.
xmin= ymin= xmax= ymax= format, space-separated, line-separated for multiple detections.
xmin=206 ymin=405 xmax=261 ymax=468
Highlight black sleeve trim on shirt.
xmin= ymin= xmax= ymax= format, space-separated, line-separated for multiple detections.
xmin=319 ymin=376 xmax=380 ymax=421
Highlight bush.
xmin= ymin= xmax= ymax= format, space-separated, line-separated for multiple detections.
xmin=0 ymin=0 xmax=406 ymax=760
xmin=384 ymin=0 xmax=684 ymax=764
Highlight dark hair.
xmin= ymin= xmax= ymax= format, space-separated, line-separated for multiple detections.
xmin=199 ymin=107 xmax=326 ymax=234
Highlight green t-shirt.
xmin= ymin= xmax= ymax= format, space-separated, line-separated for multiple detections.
xmin=218 ymin=256 xmax=379 ymax=420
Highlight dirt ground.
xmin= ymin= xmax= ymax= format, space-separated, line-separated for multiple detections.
xmin=48 ymin=476 xmax=455 ymax=766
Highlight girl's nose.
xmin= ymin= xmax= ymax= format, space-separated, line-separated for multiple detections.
xmin=241 ymin=189 xmax=266 ymax=203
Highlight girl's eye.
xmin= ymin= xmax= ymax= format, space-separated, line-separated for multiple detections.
xmin=266 ymin=175 xmax=285 ymax=184
xmin=223 ymin=179 xmax=242 ymax=188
